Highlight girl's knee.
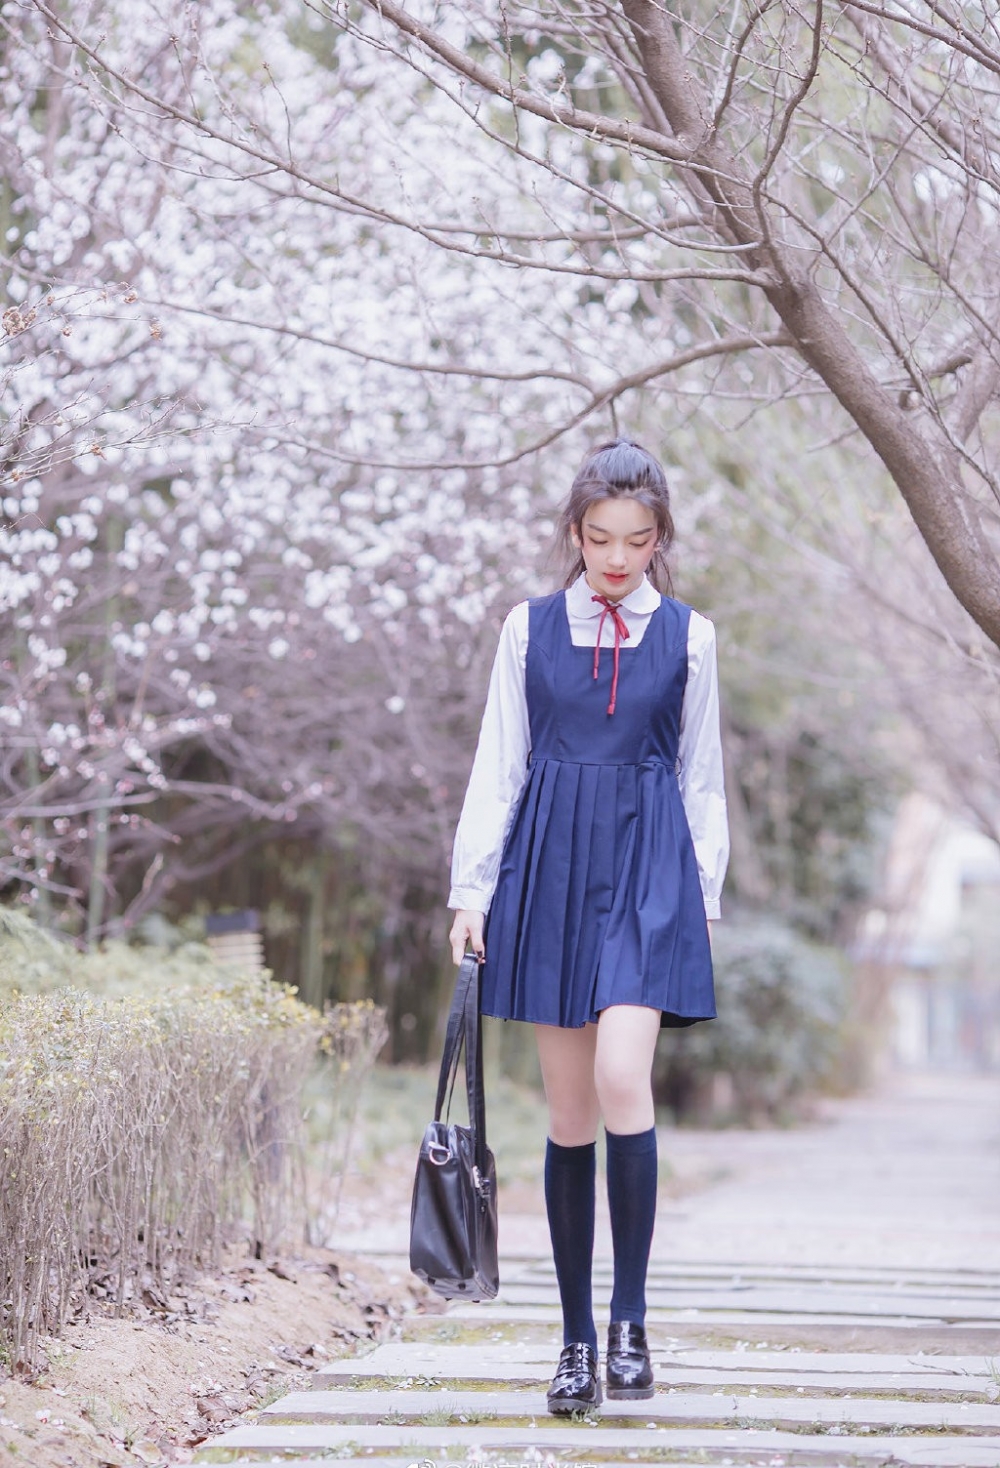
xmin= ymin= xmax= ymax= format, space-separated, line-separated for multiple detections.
xmin=546 ymin=1089 xmax=601 ymax=1146
xmin=594 ymin=1057 xmax=648 ymax=1114
xmin=548 ymin=1116 xmax=600 ymax=1147
xmin=594 ymin=1054 xmax=654 ymax=1132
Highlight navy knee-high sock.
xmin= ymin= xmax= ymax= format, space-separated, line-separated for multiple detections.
xmin=544 ymin=1139 xmax=597 ymax=1350
xmin=606 ymin=1126 xmax=657 ymax=1325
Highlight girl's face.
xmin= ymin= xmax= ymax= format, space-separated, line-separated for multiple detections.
xmin=571 ymin=496 xmax=659 ymax=601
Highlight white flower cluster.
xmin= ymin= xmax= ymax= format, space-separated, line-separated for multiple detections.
xmin=10 ymin=0 xmax=944 ymax=910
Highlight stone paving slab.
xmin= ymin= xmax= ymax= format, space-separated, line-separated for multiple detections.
xmin=583 ymin=1261 xmax=1000 ymax=1288
xmin=492 ymin=1283 xmax=1000 ymax=1321
xmin=536 ymin=1262 xmax=1000 ymax=1300
xmin=314 ymin=1350 xmax=996 ymax=1398
xmin=539 ymin=1260 xmax=1000 ymax=1288
xmin=320 ymin=1363 xmax=995 ymax=1396
xmin=408 ymin=1311 xmax=1000 ymax=1358
xmin=199 ymin=1456 xmax=1000 ymax=1468
xmin=263 ymin=1384 xmax=1000 ymax=1431
xmin=194 ymin=1457 xmax=1000 ymax=1468
xmin=195 ymin=1421 xmax=1000 ymax=1465
xmin=360 ymin=1254 xmax=1000 ymax=1290
xmin=315 ymin=1341 xmax=996 ymax=1380
xmin=196 ymin=1457 xmax=1000 ymax=1468
xmin=505 ymin=1276 xmax=1000 ymax=1305
xmin=440 ymin=1301 xmax=1000 ymax=1335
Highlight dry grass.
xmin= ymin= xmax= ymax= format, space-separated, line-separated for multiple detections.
xmin=0 ymin=957 xmax=387 ymax=1374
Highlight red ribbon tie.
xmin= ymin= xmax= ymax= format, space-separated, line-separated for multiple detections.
xmin=591 ymin=594 xmax=630 ymax=716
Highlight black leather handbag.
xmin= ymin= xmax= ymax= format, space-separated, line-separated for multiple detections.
xmin=409 ymin=954 xmax=499 ymax=1301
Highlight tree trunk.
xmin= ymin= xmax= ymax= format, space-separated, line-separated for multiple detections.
xmin=301 ymin=850 xmax=329 ymax=1011
xmin=620 ymin=0 xmax=1000 ymax=648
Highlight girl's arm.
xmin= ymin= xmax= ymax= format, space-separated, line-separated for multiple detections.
xmin=448 ymin=603 xmax=531 ymax=953
xmin=678 ymin=612 xmax=730 ymax=919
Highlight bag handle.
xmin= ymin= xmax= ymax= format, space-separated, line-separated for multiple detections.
xmin=433 ymin=954 xmax=489 ymax=1172
xmin=433 ymin=954 xmax=475 ymax=1119
xmin=462 ymin=959 xmax=488 ymax=1170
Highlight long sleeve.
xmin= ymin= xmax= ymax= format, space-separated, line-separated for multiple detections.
xmin=678 ymin=612 xmax=730 ymax=919
xmin=449 ymin=602 xmax=531 ymax=913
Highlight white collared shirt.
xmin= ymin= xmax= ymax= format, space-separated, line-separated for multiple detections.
xmin=449 ymin=574 xmax=730 ymax=918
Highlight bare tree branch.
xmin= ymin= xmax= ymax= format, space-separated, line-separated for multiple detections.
xmin=353 ymin=0 xmax=688 ymax=161
xmin=615 ymin=0 xmax=1000 ymax=646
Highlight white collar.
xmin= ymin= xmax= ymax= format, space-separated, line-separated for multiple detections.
xmin=565 ymin=572 xmax=661 ymax=618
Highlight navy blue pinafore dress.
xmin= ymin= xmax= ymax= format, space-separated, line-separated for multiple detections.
xmin=481 ymin=589 xmax=715 ymax=1029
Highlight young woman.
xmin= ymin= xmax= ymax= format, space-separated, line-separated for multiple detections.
xmin=449 ymin=439 xmax=729 ymax=1413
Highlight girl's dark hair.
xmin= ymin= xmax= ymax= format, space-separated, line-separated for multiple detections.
xmin=559 ymin=438 xmax=675 ymax=594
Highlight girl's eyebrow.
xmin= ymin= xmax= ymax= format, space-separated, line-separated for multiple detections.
xmin=583 ymin=520 xmax=655 ymax=537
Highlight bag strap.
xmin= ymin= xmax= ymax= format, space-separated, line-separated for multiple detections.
xmin=461 ymin=958 xmax=489 ymax=1172
xmin=433 ymin=954 xmax=477 ymax=1121
xmin=433 ymin=954 xmax=489 ymax=1172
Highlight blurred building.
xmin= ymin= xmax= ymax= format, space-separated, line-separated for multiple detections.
xmin=856 ymin=793 xmax=1000 ymax=1070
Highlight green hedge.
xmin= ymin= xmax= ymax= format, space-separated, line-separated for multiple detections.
xmin=0 ymin=906 xmax=238 ymax=997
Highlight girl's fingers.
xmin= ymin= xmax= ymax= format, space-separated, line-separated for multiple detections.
xmin=467 ymin=915 xmax=486 ymax=964
xmin=449 ymin=911 xmax=485 ymax=965
xmin=449 ymin=916 xmax=470 ymax=965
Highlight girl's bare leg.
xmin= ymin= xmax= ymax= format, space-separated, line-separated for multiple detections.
xmin=534 ymin=1021 xmax=600 ymax=1144
xmin=593 ymin=1004 xmax=661 ymax=1133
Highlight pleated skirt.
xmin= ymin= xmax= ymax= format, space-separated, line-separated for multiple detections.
xmin=481 ymin=756 xmax=715 ymax=1029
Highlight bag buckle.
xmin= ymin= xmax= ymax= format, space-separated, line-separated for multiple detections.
xmin=427 ymin=1143 xmax=452 ymax=1166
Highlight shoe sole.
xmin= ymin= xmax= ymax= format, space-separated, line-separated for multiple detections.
xmin=606 ymin=1384 xmax=655 ymax=1400
xmin=547 ymin=1387 xmax=603 ymax=1414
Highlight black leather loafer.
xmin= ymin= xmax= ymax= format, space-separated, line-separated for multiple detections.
xmin=606 ymin=1320 xmax=654 ymax=1399
xmin=546 ymin=1341 xmax=601 ymax=1414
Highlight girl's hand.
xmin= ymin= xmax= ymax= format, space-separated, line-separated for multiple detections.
xmin=450 ymin=909 xmax=485 ymax=965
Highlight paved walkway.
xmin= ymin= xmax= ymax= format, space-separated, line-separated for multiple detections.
xmin=196 ymin=1070 xmax=1000 ymax=1467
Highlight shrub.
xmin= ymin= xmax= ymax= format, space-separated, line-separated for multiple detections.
xmin=654 ymin=918 xmax=847 ymax=1123
xmin=0 ymin=922 xmax=387 ymax=1373
xmin=0 ymin=906 xmax=233 ymax=998
xmin=300 ymin=998 xmax=391 ymax=1245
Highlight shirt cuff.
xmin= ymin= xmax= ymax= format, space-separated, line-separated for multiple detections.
xmin=448 ymin=888 xmax=491 ymax=914
xmin=704 ymin=898 xmax=722 ymax=920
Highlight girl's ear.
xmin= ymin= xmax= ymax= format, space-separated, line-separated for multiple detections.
xmin=570 ymin=524 xmax=582 ymax=549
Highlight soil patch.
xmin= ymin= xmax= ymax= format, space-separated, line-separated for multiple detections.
xmin=0 ymin=1243 xmax=428 ymax=1468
